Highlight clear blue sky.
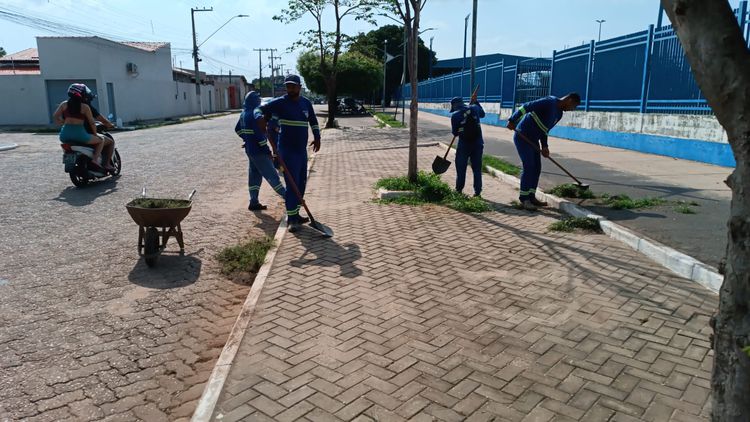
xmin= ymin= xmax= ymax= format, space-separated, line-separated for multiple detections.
xmin=0 ymin=0 xmax=743 ymax=81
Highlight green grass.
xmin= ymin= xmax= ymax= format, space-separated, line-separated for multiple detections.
xmin=547 ymin=183 xmax=596 ymax=199
xmin=482 ymin=155 xmax=521 ymax=176
xmin=217 ymin=236 xmax=275 ymax=275
xmin=598 ymin=194 xmax=665 ymax=210
xmin=373 ymin=112 xmax=406 ymax=128
xmin=128 ymin=198 xmax=191 ymax=208
xmin=375 ymin=171 xmax=490 ymax=213
xmin=549 ymin=217 xmax=602 ymax=233
xmin=674 ymin=204 xmax=697 ymax=214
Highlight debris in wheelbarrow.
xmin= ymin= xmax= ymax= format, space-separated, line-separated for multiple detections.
xmin=125 ymin=189 xmax=196 ymax=267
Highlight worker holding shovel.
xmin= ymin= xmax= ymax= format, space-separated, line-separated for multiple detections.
xmin=450 ymin=86 xmax=485 ymax=197
xmin=507 ymin=93 xmax=581 ymax=211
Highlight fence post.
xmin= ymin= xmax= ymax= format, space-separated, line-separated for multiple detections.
xmin=549 ymin=50 xmax=556 ymax=96
xmin=511 ymin=59 xmax=519 ymax=113
xmin=499 ymin=60 xmax=504 ymax=107
xmin=640 ymin=25 xmax=655 ymax=114
xmin=584 ymin=40 xmax=594 ymax=112
xmin=483 ymin=62 xmax=488 ymax=102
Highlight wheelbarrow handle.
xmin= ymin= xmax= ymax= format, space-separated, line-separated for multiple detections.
xmin=187 ymin=189 xmax=196 ymax=201
xmin=141 ymin=186 xmax=146 ymax=198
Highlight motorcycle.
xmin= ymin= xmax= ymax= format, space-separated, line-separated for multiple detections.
xmin=61 ymin=122 xmax=121 ymax=187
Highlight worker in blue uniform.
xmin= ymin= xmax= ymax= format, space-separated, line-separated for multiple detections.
xmin=235 ymin=91 xmax=286 ymax=211
xmin=450 ymin=91 xmax=485 ymax=197
xmin=255 ymin=74 xmax=321 ymax=232
xmin=507 ymin=93 xmax=581 ymax=211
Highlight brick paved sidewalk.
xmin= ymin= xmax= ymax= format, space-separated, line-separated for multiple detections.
xmin=209 ymin=128 xmax=717 ymax=421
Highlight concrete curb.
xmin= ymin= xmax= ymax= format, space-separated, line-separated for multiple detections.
xmin=191 ymin=153 xmax=320 ymax=421
xmin=190 ymin=216 xmax=288 ymax=422
xmin=377 ymin=187 xmax=413 ymax=200
xmin=0 ymin=143 xmax=18 ymax=151
xmin=440 ymin=142 xmax=722 ymax=293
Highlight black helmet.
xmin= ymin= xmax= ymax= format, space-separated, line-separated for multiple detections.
xmin=67 ymin=83 xmax=87 ymax=99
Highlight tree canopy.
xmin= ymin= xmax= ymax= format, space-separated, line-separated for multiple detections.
xmin=348 ymin=24 xmax=435 ymax=104
xmin=298 ymin=50 xmax=383 ymax=99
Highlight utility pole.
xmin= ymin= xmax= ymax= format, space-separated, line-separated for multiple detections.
xmin=596 ymin=19 xmax=606 ymax=42
xmin=401 ymin=25 xmax=407 ymax=125
xmin=253 ymin=48 xmax=268 ymax=96
xmin=470 ymin=0 xmax=478 ymax=91
xmin=191 ymin=6 xmax=213 ymax=116
xmin=462 ymin=13 xmax=470 ymax=97
xmin=382 ymin=39 xmax=388 ymax=110
xmin=269 ymin=50 xmax=280 ymax=96
xmin=428 ymin=36 xmax=434 ymax=79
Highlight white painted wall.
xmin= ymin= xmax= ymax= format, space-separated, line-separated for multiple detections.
xmin=0 ymin=75 xmax=47 ymax=125
xmin=418 ymin=101 xmax=728 ymax=143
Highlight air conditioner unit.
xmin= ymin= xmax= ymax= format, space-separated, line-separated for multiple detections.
xmin=126 ymin=62 xmax=138 ymax=73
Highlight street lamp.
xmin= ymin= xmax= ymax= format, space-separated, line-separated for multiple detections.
xmin=429 ymin=36 xmax=434 ymax=79
xmin=192 ymin=12 xmax=249 ymax=115
xmin=596 ymin=19 xmax=606 ymax=42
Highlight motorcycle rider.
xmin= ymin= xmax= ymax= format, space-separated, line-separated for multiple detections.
xmin=81 ymin=86 xmax=116 ymax=169
xmin=52 ymin=83 xmax=113 ymax=172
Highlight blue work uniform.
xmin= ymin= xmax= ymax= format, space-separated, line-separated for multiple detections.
xmin=507 ymin=96 xmax=564 ymax=202
xmin=255 ymin=95 xmax=321 ymax=223
xmin=235 ymin=92 xmax=286 ymax=206
xmin=450 ymin=102 xmax=485 ymax=196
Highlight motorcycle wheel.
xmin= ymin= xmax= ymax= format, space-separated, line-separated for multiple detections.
xmin=111 ymin=149 xmax=122 ymax=176
xmin=69 ymin=160 xmax=89 ymax=187
xmin=144 ymin=227 xmax=159 ymax=267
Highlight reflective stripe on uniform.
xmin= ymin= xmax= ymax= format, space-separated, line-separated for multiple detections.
xmin=248 ymin=185 xmax=260 ymax=192
xmin=530 ymin=112 xmax=549 ymax=134
xmin=237 ymin=129 xmax=255 ymax=135
xmin=279 ymin=119 xmax=308 ymax=127
xmin=273 ymin=183 xmax=284 ymax=192
xmin=286 ymin=206 xmax=301 ymax=216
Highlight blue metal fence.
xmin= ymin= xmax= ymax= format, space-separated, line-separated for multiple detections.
xmin=404 ymin=1 xmax=750 ymax=116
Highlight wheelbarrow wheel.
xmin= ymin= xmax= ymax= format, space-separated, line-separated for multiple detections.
xmin=144 ymin=227 xmax=159 ymax=267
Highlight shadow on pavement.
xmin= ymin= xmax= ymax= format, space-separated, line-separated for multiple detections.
xmin=291 ymin=228 xmax=362 ymax=278
xmin=53 ymin=178 xmax=120 ymax=207
xmin=127 ymin=252 xmax=202 ymax=289
xmin=250 ymin=211 xmax=282 ymax=238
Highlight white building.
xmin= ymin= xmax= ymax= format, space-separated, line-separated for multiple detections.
xmin=0 ymin=36 xmax=234 ymax=126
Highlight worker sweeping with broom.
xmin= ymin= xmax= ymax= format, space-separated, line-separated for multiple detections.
xmin=506 ymin=93 xmax=581 ymax=211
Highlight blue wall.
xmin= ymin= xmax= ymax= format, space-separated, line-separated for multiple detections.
xmin=419 ymin=108 xmax=735 ymax=168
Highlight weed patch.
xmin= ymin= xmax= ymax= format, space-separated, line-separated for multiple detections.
xmin=549 ymin=217 xmax=602 ymax=233
xmin=217 ymin=236 xmax=275 ymax=277
xmin=376 ymin=171 xmax=490 ymax=213
xmin=547 ymin=183 xmax=595 ymax=199
xmin=482 ymin=155 xmax=521 ymax=176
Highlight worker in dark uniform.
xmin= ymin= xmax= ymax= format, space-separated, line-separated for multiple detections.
xmin=235 ymin=91 xmax=286 ymax=211
xmin=255 ymin=75 xmax=321 ymax=232
xmin=507 ymin=93 xmax=581 ymax=210
xmin=450 ymin=90 xmax=485 ymax=197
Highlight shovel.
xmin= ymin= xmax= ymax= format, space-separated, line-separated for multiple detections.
xmin=266 ymin=135 xmax=333 ymax=237
xmin=514 ymin=130 xmax=590 ymax=191
xmin=432 ymin=135 xmax=457 ymax=174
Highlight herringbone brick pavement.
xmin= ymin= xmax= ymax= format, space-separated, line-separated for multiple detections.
xmin=211 ymin=127 xmax=717 ymax=421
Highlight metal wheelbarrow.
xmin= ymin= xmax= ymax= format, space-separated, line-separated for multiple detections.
xmin=125 ymin=189 xmax=195 ymax=267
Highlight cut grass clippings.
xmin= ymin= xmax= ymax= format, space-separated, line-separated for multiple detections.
xmin=598 ymin=193 xmax=665 ymax=210
xmin=375 ymin=171 xmax=490 ymax=213
xmin=549 ymin=217 xmax=602 ymax=233
xmin=483 ymin=155 xmax=521 ymax=176
xmin=128 ymin=198 xmax=191 ymax=208
xmin=217 ymin=236 xmax=275 ymax=279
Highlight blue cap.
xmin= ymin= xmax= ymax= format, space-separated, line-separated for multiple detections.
xmin=450 ymin=96 xmax=465 ymax=112
xmin=284 ymin=74 xmax=301 ymax=85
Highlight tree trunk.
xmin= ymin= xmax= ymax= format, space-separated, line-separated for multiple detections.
xmin=661 ymin=1 xmax=750 ymax=420
xmin=406 ymin=7 xmax=419 ymax=183
xmin=325 ymin=76 xmax=338 ymax=129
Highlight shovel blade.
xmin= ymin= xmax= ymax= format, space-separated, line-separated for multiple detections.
xmin=309 ymin=219 xmax=334 ymax=237
xmin=432 ymin=156 xmax=451 ymax=174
